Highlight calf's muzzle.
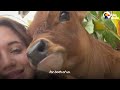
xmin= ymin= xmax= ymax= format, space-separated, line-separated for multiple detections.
xmin=27 ymin=40 xmax=48 ymax=66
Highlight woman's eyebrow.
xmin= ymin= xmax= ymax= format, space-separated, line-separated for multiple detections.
xmin=8 ymin=41 xmax=23 ymax=46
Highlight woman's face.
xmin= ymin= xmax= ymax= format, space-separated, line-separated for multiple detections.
xmin=0 ymin=26 xmax=34 ymax=79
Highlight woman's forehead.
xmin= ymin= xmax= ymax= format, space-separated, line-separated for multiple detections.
xmin=0 ymin=26 xmax=22 ymax=43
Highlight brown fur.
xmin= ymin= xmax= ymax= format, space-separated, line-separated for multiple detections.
xmin=27 ymin=11 xmax=120 ymax=79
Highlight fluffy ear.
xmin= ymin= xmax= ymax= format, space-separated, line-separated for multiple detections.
xmin=27 ymin=11 xmax=49 ymax=37
xmin=77 ymin=11 xmax=88 ymax=24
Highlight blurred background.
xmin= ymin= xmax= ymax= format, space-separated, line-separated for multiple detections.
xmin=0 ymin=11 xmax=36 ymax=27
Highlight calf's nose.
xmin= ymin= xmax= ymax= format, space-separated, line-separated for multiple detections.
xmin=27 ymin=40 xmax=48 ymax=66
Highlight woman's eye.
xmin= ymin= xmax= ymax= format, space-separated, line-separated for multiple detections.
xmin=10 ymin=48 xmax=22 ymax=54
xmin=59 ymin=11 xmax=70 ymax=22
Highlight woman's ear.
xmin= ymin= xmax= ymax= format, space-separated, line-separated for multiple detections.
xmin=26 ymin=29 xmax=33 ymax=39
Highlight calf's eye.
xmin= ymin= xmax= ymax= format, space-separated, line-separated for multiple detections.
xmin=59 ymin=11 xmax=70 ymax=22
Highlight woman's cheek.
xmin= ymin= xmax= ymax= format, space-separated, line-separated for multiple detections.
xmin=20 ymin=51 xmax=36 ymax=69
xmin=14 ymin=50 xmax=30 ymax=65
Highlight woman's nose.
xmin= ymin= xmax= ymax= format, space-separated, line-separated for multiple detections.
xmin=1 ymin=52 xmax=16 ymax=71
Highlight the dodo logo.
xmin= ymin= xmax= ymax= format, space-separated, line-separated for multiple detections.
xmin=103 ymin=11 xmax=112 ymax=19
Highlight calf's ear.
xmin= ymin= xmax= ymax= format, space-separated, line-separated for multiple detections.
xmin=77 ymin=11 xmax=88 ymax=24
xmin=27 ymin=11 xmax=49 ymax=38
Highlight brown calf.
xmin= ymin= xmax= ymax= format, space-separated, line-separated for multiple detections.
xmin=27 ymin=11 xmax=120 ymax=79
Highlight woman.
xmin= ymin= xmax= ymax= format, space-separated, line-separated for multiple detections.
xmin=0 ymin=17 xmax=35 ymax=79
xmin=0 ymin=17 xmax=66 ymax=79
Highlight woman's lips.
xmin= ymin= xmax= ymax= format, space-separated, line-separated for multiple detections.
xmin=5 ymin=69 xmax=24 ymax=79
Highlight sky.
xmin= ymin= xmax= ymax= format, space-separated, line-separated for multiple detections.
xmin=0 ymin=11 xmax=19 ymax=16
xmin=0 ymin=11 xmax=36 ymax=27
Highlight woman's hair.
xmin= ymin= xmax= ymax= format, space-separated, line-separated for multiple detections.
xmin=0 ymin=17 xmax=32 ymax=47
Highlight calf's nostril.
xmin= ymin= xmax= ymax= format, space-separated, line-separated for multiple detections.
xmin=37 ymin=40 xmax=47 ymax=52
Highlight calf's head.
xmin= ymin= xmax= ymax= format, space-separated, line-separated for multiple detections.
xmin=27 ymin=11 xmax=88 ymax=75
